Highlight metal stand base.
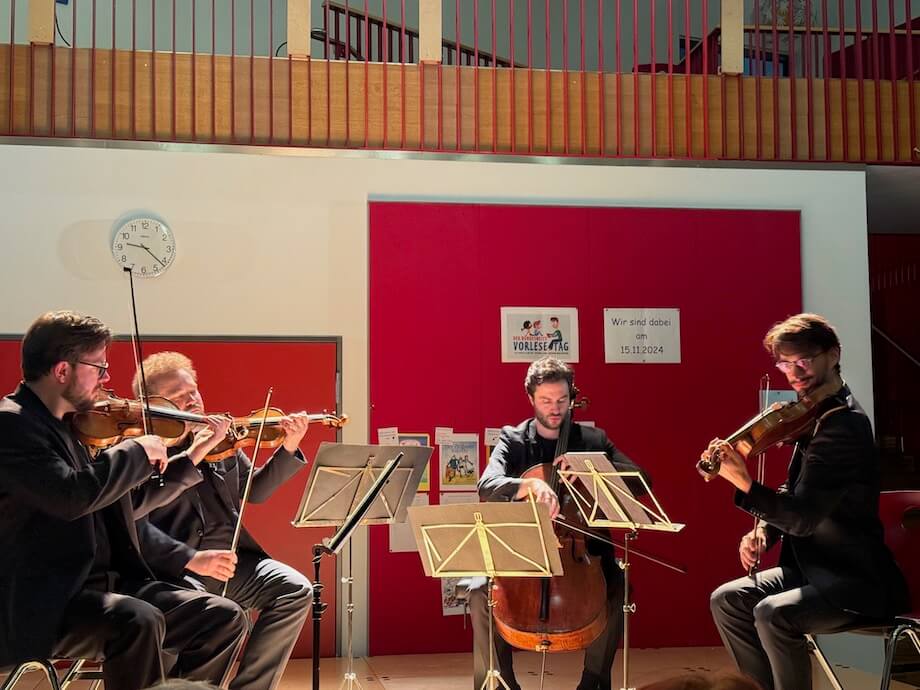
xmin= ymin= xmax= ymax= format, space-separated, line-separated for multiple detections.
xmin=479 ymin=577 xmax=512 ymax=690
xmin=337 ymin=541 xmax=364 ymax=690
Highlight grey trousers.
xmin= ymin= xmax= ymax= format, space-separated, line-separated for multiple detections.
xmin=468 ymin=550 xmax=624 ymax=690
xmin=710 ymin=566 xmax=866 ymax=690
xmin=188 ymin=552 xmax=313 ymax=690
xmin=53 ymin=580 xmax=248 ymax=690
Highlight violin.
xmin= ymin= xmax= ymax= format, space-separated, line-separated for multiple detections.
xmin=696 ymin=380 xmax=839 ymax=481
xmin=70 ymin=390 xmax=348 ymax=462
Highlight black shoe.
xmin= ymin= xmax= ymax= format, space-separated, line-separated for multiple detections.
xmin=576 ymin=670 xmax=611 ymax=690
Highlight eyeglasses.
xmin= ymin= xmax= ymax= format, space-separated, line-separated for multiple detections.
xmin=77 ymin=360 xmax=110 ymax=377
xmin=774 ymin=354 xmax=822 ymax=374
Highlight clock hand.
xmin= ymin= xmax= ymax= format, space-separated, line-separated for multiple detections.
xmin=138 ymin=243 xmax=168 ymax=268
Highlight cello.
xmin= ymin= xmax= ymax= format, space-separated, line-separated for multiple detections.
xmin=491 ymin=389 xmax=609 ymax=653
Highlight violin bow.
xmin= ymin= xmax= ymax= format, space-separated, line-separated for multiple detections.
xmin=124 ymin=267 xmax=164 ymax=486
xmin=749 ymin=374 xmax=771 ymax=577
xmin=222 ymin=387 xmax=274 ymax=597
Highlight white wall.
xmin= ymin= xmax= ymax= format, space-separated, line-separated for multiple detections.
xmin=0 ymin=141 xmax=872 ymax=653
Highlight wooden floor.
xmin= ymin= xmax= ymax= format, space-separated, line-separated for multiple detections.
xmin=5 ymin=648 xmax=918 ymax=689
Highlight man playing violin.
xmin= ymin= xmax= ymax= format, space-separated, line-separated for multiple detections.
xmin=132 ymin=351 xmax=313 ymax=690
xmin=704 ymin=313 xmax=909 ymax=690
xmin=472 ymin=357 xmax=651 ymax=690
xmin=0 ymin=311 xmax=248 ymax=690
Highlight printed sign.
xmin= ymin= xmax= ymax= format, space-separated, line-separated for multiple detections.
xmin=604 ymin=308 xmax=681 ymax=364
xmin=501 ymin=307 xmax=579 ymax=362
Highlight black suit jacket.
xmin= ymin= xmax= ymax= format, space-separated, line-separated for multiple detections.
xmin=0 ymin=383 xmax=198 ymax=665
xmin=479 ymin=418 xmax=651 ymax=502
xmin=737 ymin=385 xmax=910 ymax=619
xmin=136 ymin=445 xmax=306 ymax=579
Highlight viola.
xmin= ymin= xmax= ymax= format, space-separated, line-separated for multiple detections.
xmin=696 ymin=380 xmax=839 ymax=481
xmin=70 ymin=390 xmax=348 ymax=461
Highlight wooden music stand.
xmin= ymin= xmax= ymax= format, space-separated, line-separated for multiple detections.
xmin=408 ymin=498 xmax=563 ymax=690
xmin=557 ymin=451 xmax=684 ymax=690
xmin=292 ymin=443 xmax=432 ymax=690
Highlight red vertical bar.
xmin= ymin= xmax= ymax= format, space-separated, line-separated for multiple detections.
xmin=474 ymin=0 xmax=480 ymax=150
xmin=546 ymin=0 xmax=551 ymax=152
xmin=269 ymin=0 xmax=274 ymax=143
xmin=110 ymin=0 xmax=115 ymax=137
xmin=701 ymin=0 xmax=708 ymax=158
xmin=456 ymin=0 xmax=461 ymax=150
xmin=342 ymin=2 xmax=349 ymax=146
xmin=323 ymin=3 xmax=329 ymax=146
xmin=527 ymin=0 xmax=533 ymax=153
xmin=151 ymin=0 xmax=156 ymax=139
xmin=249 ymin=0 xmax=254 ymax=143
xmin=650 ymin=0 xmax=656 ymax=156
xmin=288 ymin=24 xmax=292 ymax=146
xmin=838 ymin=0 xmax=849 ymax=160
xmin=383 ymin=0 xmax=389 ymax=148
xmin=230 ymin=0 xmax=236 ymax=142
xmin=581 ymin=0 xmax=588 ymax=155
xmin=51 ymin=0 xmax=58 ymax=136
xmin=419 ymin=58 xmax=425 ymax=150
xmin=754 ymin=0 xmax=762 ymax=158
xmin=91 ymin=0 xmax=97 ymax=138
xmin=805 ymin=0 xmax=814 ymax=159
xmin=193 ymin=0 xmax=197 ymax=142
xmin=7 ymin=0 xmax=13 ymax=134
xmin=685 ymin=0 xmax=691 ymax=157
xmin=171 ymin=0 xmax=177 ymax=141
xmin=364 ymin=0 xmax=370 ymax=148
xmin=888 ymin=0 xmax=900 ymax=159
xmin=510 ymin=0 xmax=515 ymax=152
xmin=905 ymin=0 xmax=915 ymax=158
xmin=632 ymin=0 xmax=638 ymax=156
xmin=491 ymin=0 xmax=497 ymax=152
xmin=822 ymin=0 xmax=830 ymax=159
xmin=667 ymin=0 xmax=674 ymax=157
xmin=788 ymin=0 xmax=796 ymax=159
xmin=563 ymin=0 xmax=570 ymax=154
xmin=771 ymin=0 xmax=779 ymax=158
xmin=211 ymin=0 xmax=216 ymax=143
xmin=870 ymin=0 xmax=882 ymax=159
xmin=616 ymin=0 xmax=622 ymax=156
xmin=854 ymin=0 xmax=865 ymax=159
xmin=598 ymin=0 xmax=605 ymax=155
xmin=401 ymin=0 xmax=406 ymax=149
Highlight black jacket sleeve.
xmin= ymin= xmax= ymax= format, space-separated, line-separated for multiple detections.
xmin=132 ymin=453 xmax=204 ymax=518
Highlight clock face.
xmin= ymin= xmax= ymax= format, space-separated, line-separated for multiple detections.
xmin=112 ymin=218 xmax=176 ymax=278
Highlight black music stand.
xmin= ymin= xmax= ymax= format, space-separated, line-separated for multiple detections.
xmin=557 ymin=452 xmax=683 ymax=690
xmin=408 ymin=498 xmax=563 ymax=690
xmin=292 ymin=442 xmax=431 ymax=690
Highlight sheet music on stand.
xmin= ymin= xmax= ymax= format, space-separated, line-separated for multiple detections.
xmin=409 ymin=499 xmax=563 ymax=690
xmin=291 ymin=442 xmax=432 ymax=690
xmin=557 ymin=452 xmax=683 ymax=690
xmin=292 ymin=441 xmax=431 ymax=528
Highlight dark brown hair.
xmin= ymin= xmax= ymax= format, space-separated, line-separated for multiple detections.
xmin=21 ymin=311 xmax=111 ymax=382
xmin=763 ymin=313 xmax=841 ymax=372
xmin=524 ymin=357 xmax=574 ymax=397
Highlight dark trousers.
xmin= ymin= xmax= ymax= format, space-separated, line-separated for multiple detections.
xmin=710 ymin=566 xmax=867 ymax=690
xmin=469 ymin=550 xmax=624 ymax=690
xmin=188 ymin=552 xmax=313 ymax=690
xmin=53 ymin=580 xmax=248 ymax=690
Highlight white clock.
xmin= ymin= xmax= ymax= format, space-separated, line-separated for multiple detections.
xmin=112 ymin=217 xmax=176 ymax=278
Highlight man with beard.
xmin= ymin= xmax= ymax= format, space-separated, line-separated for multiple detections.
xmin=0 ymin=311 xmax=248 ymax=690
xmin=705 ymin=313 xmax=910 ymax=690
xmin=470 ymin=356 xmax=652 ymax=690
xmin=131 ymin=351 xmax=313 ymax=690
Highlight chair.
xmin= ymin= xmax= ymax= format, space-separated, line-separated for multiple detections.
xmin=807 ymin=490 xmax=920 ymax=690
xmin=0 ymin=657 xmax=102 ymax=690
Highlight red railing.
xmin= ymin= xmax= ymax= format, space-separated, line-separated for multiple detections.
xmin=0 ymin=0 xmax=917 ymax=163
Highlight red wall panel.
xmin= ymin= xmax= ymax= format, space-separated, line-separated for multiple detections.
xmin=0 ymin=337 xmax=339 ymax=658
xmin=369 ymin=202 xmax=801 ymax=654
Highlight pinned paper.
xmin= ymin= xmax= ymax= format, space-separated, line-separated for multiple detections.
xmin=485 ymin=427 xmax=502 ymax=447
xmin=377 ymin=426 xmax=399 ymax=445
xmin=435 ymin=427 xmax=454 ymax=445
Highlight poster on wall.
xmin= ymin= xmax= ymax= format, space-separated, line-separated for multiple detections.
xmin=603 ymin=308 xmax=681 ymax=364
xmin=439 ymin=433 xmax=480 ymax=491
xmin=398 ymin=433 xmax=430 ymax=491
xmin=500 ymin=307 xmax=579 ymax=362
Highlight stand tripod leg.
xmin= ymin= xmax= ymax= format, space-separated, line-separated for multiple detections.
xmin=478 ymin=577 xmax=513 ymax=690
xmin=338 ymin=540 xmax=364 ymax=690
xmin=312 ymin=545 xmax=329 ymax=690
xmin=619 ymin=531 xmax=637 ymax=690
